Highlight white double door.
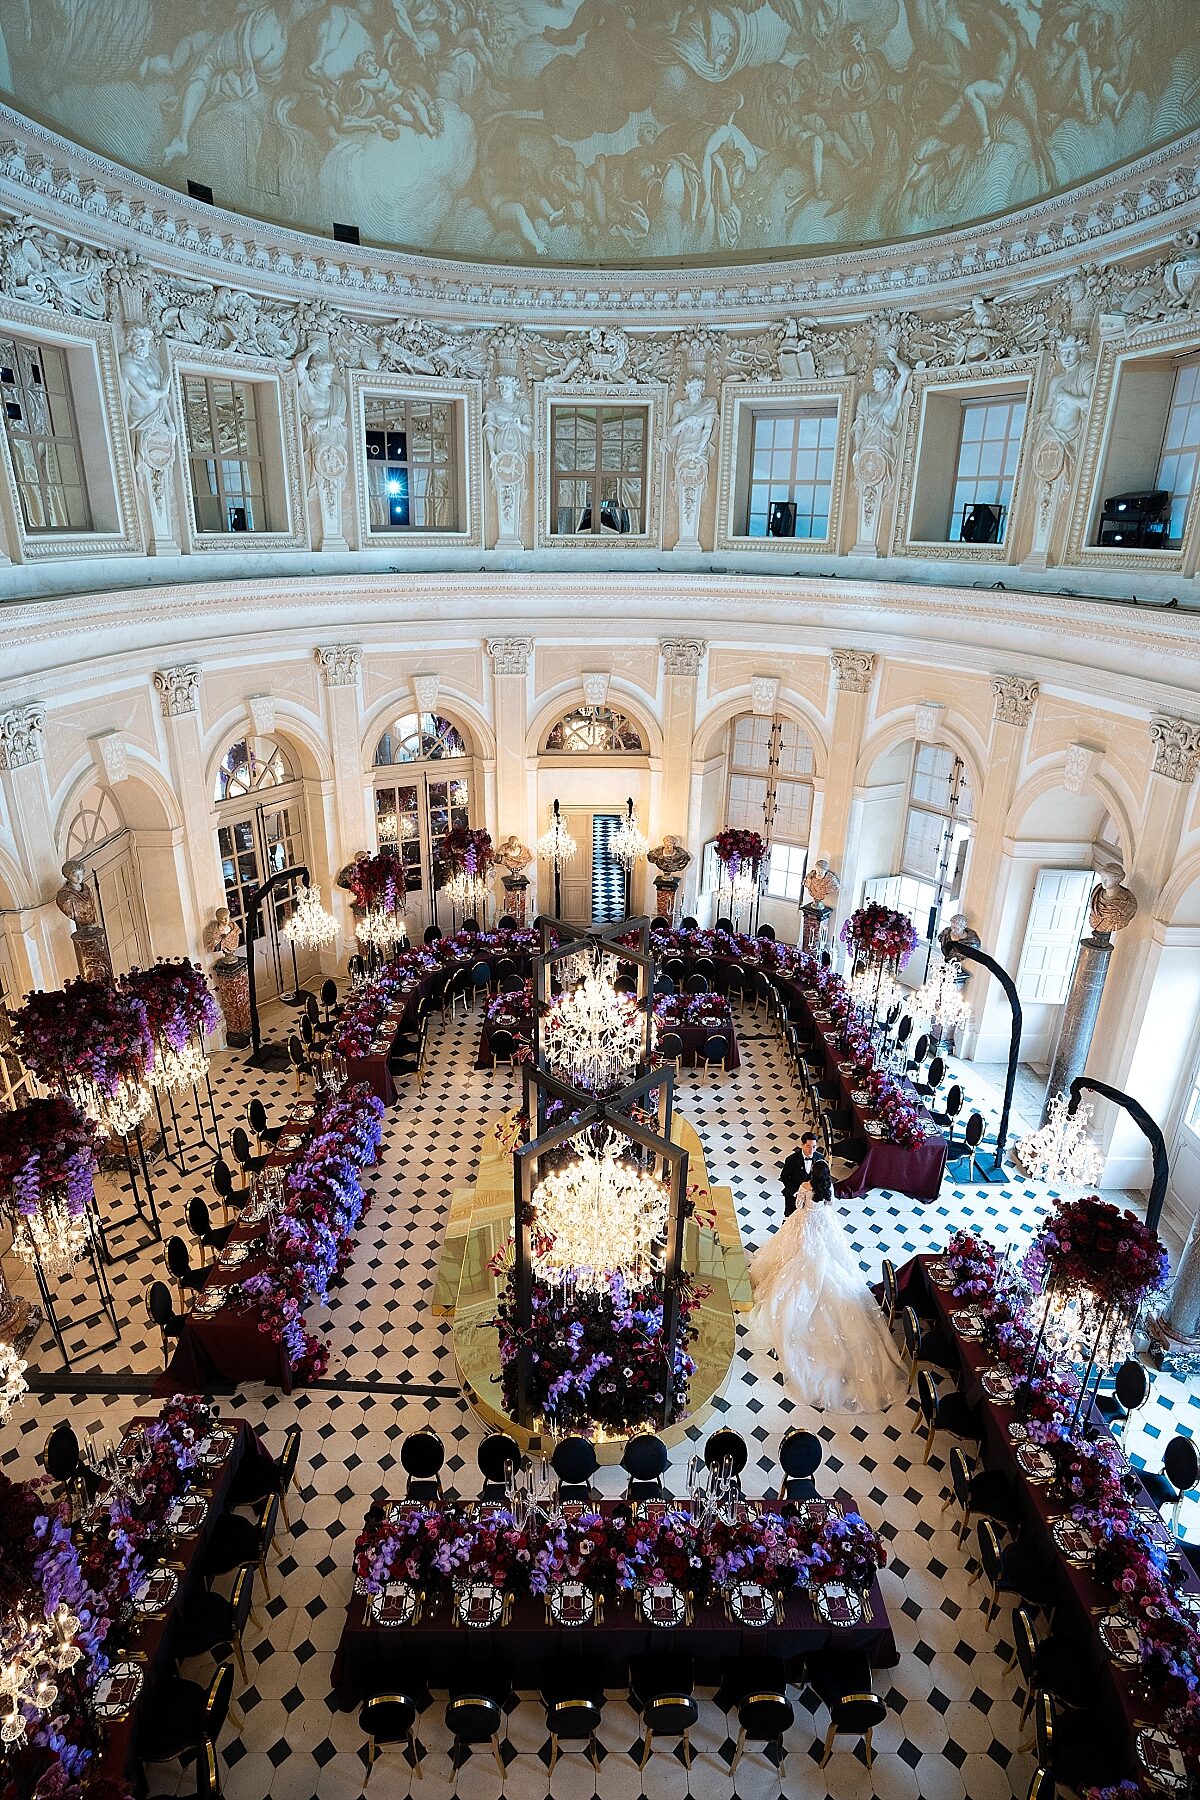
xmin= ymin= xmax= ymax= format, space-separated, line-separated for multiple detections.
xmin=552 ymin=808 xmax=634 ymax=924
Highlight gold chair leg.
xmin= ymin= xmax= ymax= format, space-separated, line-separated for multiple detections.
xmin=588 ymin=1735 xmax=599 ymax=1774
xmin=681 ymin=1730 xmax=691 ymax=1770
xmin=233 ymin=1635 xmax=248 ymax=1684
xmin=639 ymin=1729 xmax=652 ymax=1770
xmin=492 ymin=1735 xmax=505 ymax=1779
xmin=818 ymin=1722 xmax=836 ymax=1769
xmin=257 ymin=1556 xmax=272 ymax=1601
xmin=864 ymin=1727 xmax=873 ymax=1771
xmin=729 ymin=1727 xmax=745 ymax=1772
xmin=364 ymin=1740 xmax=376 ymax=1785
xmin=924 ymin=1423 xmax=935 ymax=1464
xmin=548 ymin=1735 xmax=558 ymax=1776
xmin=229 ymin=1700 xmax=244 ymax=1730
xmin=410 ymin=1730 xmax=422 ymax=1779
xmin=279 ymin=1490 xmax=291 ymax=1532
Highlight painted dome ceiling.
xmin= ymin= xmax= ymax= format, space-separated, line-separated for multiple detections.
xmin=3 ymin=0 xmax=1200 ymax=267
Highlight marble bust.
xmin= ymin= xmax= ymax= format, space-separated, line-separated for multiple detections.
xmin=648 ymin=835 xmax=693 ymax=878
xmin=497 ymin=835 xmax=532 ymax=879
xmin=55 ymin=859 xmax=112 ymax=980
xmin=803 ymin=858 xmax=840 ymax=910
xmin=1089 ymin=868 xmax=1138 ymax=937
xmin=202 ymin=905 xmax=243 ymax=970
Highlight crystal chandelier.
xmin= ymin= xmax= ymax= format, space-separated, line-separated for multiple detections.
xmin=149 ymin=1033 xmax=210 ymax=1093
xmin=537 ymin=802 xmax=577 ymax=867
xmin=1017 ymin=1091 xmax=1105 ymax=1192
xmin=611 ymin=801 xmax=648 ymax=871
xmin=533 ymin=1132 xmax=669 ymax=1293
xmin=357 ymin=905 xmax=406 ymax=956
xmin=728 ymin=863 xmax=758 ymax=931
xmin=67 ymin=1070 xmax=151 ymax=1138
xmin=542 ymin=970 xmax=643 ymax=1095
xmin=914 ymin=955 xmax=974 ymax=1040
xmin=0 ymin=1600 xmax=81 ymax=1746
xmin=444 ymin=867 xmax=490 ymax=921
xmin=282 ymin=883 xmax=338 ymax=953
xmin=9 ymin=1191 xmax=90 ymax=1276
xmin=0 ymin=1340 xmax=27 ymax=1424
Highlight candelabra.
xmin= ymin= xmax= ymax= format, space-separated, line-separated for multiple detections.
xmin=444 ymin=866 xmax=490 ymax=927
xmin=0 ymin=1340 xmax=27 ymax=1425
xmin=67 ymin=1070 xmax=151 ymax=1139
xmin=149 ymin=1033 xmax=210 ymax=1094
xmin=0 ymin=1599 xmax=81 ymax=1747
xmin=537 ymin=799 xmax=577 ymax=917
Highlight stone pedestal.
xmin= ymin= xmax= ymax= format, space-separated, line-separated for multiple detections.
xmin=1040 ymin=933 xmax=1113 ymax=1124
xmin=801 ymin=903 xmax=831 ymax=955
xmin=501 ymin=874 xmax=529 ymax=926
xmin=212 ymin=957 xmax=251 ymax=1049
xmin=654 ymin=876 xmax=680 ymax=922
xmin=69 ymin=925 xmax=113 ymax=983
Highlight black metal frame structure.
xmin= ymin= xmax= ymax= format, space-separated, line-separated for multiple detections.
xmin=943 ymin=938 xmax=1023 ymax=1179
xmin=245 ymin=861 xmax=310 ymax=1068
xmin=1067 ymin=1075 xmax=1169 ymax=1234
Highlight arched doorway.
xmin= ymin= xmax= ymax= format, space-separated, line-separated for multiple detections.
xmin=61 ymin=782 xmax=153 ymax=977
xmin=213 ymin=734 xmax=314 ymax=1001
xmin=370 ymin=710 xmax=479 ymax=936
xmin=537 ymin=703 xmax=649 ymax=922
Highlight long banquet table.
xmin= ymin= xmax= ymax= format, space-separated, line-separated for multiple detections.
xmin=333 ymin=1495 xmax=897 ymax=1702
xmin=95 ymin=1414 xmax=272 ymax=1794
xmin=775 ymin=974 xmax=948 ymax=1200
xmin=908 ymin=1252 xmax=1200 ymax=1790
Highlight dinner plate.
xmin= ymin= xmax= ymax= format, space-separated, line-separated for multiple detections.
xmin=92 ymin=1659 xmax=144 ymax=1720
xmin=454 ymin=1581 xmax=504 ymax=1629
xmin=850 ymin=1089 xmax=871 ymax=1105
xmin=1016 ymin=1443 xmax=1058 ymax=1483
xmin=981 ymin=1367 xmax=1018 ymax=1403
xmin=950 ymin=1308 xmax=985 ymax=1339
xmin=190 ymin=1287 xmax=229 ymax=1318
xmin=218 ymin=1240 xmax=252 ymax=1269
xmin=926 ymin=1260 xmax=955 ymax=1289
xmin=368 ymin=1582 xmax=419 ymax=1626
xmin=132 ymin=1566 xmax=180 ymax=1616
xmin=637 ymin=1583 xmax=687 ymax=1627
xmin=166 ymin=1492 xmax=208 ymax=1538
xmin=196 ymin=1426 xmax=236 ymax=1468
xmin=727 ymin=1582 xmax=774 ymax=1627
xmin=1099 ymin=1610 xmax=1142 ymax=1667
xmin=1051 ymin=1518 xmax=1094 ymax=1566
xmin=810 ymin=1581 xmax=864 ymax=1627
xmin=864 ymin=1121 xmax=885 ymax=1139
xmin=1007 ymin=1421 xmax=1029 ymax=1443
xmin=1136 ymin=1726 xmax=1187 ymax=1792
xmin=547 ymin=1582 xmax=594 ymax=1627
xmin=794 ymin=1496 xmax=844 ymax=1529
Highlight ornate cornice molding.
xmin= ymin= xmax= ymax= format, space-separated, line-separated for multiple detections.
xmin=153 ymin=664 xmax=200 ymax=718
xmin=0 ymin=702 xmax=44 ymax=768
xmin=2 ymin=104 xmax=1199 ymax=325
xmin=830 ymin=649 xmax=876 ymax=695
xmin=315 ymin=644 xmax=362 ymax=688
xmin=992 ymin=674 xmax=1040 ymax=727
xmin=1149 ymin=715 xmax=1200 ymax=783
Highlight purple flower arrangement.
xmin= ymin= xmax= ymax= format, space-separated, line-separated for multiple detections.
xmin=1023 ymin=1194 xmax=1170 ymax=1314
xmin=12 ymin=979 xmax=154 ymax=1098
xmin=840 ymin=901 xmax=920 ymax=970
xmin=121 ymin=959 xmax=219 ymax=1055
xmin=653 ymin=993 xmax=732 ymax=1029
xmin=0 ymin=1096 xmax=98 ymax=1229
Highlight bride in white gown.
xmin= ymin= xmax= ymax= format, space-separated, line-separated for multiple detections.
xmin=747 ymin=1159 xmax=904 ymax=1413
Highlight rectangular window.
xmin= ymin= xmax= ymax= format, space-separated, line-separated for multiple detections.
xmin=182 ymin=375 xmax=266 ymax=533
xmin=550 ymin=404 xmax=646 ymax=535
xmin=745 ymin=408 xmax=837 ymax=539
xmin=765 ymin=842 xmax=808 ymax=901
xmin=947 ymin=396 xmax=1025 ymax=543
xmin=374 ymin=784 xmax=423 ymax=893
xmin=727 ymin=772 xmax=768 ymax=832
xmin=0 ymin=337 xmax=92 ymax=531
xmin=363 ymin=395 xmax=458 ymax=531
xmin=899 ymin=744 xmax=974 ymax=922
xmin=1156 ymin=360 xmax=1200 ymax=547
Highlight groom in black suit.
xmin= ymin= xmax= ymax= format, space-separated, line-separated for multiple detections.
xmin=780 ymin=1132 xmax=821 ymax=1217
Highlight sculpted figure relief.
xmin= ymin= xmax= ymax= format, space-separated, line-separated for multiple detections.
xmin=1033 ymin=335 xmax=1096 ymax=485
xmin=668 ymin=374 xmax=718 ymax=548
xmin=484 ymin=372 xmax=533 ymax=547
xmin=851 ymin=348 xmax=911 ymax=549
xmin=294 ymin=337 xmax=348 ymax=546
xmin=121 ymin=325 xmax=178 ymax=547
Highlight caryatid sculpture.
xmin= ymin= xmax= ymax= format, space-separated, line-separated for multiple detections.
xmin=484 ymin=372 xmax=533 ymax=549
xmin=121 ymin=324 xmax=178 ymax=553
xmin=295 ymin=337 xmax=349 ymax=549
xmin=851 ymin=348 xmax=911 ymax=553
xmin=668 ymin=374 xmax=718 ymax=551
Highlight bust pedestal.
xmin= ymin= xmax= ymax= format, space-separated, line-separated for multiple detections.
xmin=212 ymin=956 xmax=251 ymax=1049
xmin=654 ymin=876 xmax=680 ymax=922
xmin=501 ymin=874 xmax=529 ymax=926
xmin=801 ymin=903 xmax=830 ymax=954
xmin=1039 ymin=933 xmax=1113 ymax=1125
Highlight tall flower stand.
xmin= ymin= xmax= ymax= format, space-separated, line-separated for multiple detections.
xmin=501 ymin=873 xmax=529 ymax=925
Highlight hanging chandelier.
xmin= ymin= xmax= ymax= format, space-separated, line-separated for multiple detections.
xmin=9 ymin=1190 xmax=90 ymax=1276
xmin=149 ymin=1033 xmax=210 ymax=1094
xmin=542 ymin=970 xmax=643 ymax=1095
xmin=914 ymin=954 xmax=974 ymax=1040
xmin=533 ymin=1132 xmax=669 ymax=1293
xmin=0 ymin=1340 xmax=27 ymax=1424
xmin=0 ymin=1600 xmax=81 ymax=1746
xmin=611 ymin=802 xmax=648 ymax=871
xmin=66 ymin=1071 xmax=151 ymax=1139
xmin=282 ymin=883 xmax=338 ymax=953
xmin=537 ymin=805 xmax=577 ymax=867
xmin=357 ymin=905 xmax=406 ymax=956
xmin=444 ymin=867 xmax=490 ymax=920
xmin=1017 ymin=1091 xmax=1105 ymax=1192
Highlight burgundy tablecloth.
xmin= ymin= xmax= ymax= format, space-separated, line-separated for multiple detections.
xmin=95 ymin=1416 xmax=271 ymax=1793
xmin=656 ymin=1005 xmax=741 ymax=1071
xmin=332 ymin=1495 xmax=896 ymax=1704
xmin=776 ymin=976 xmax=948 ymax=1201
xmin=910 ymin=1253 xmax=1200 ymax=1786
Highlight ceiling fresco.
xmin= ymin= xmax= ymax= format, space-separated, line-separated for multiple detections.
xmin=3 ymin=1 xmax=1200 ymax=266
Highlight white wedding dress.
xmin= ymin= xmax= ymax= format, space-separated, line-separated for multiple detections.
xmin=747 ymin=1194 xmax=905 ymax=1413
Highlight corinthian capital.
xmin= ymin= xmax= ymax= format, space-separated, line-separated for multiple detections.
xmin=659 ymin=638 xmax=707 ymax=676
xmin=1149 ymin=714 xmax=1200 ymax=784
xmin=486 ymin=637 xmax=533 ymax=676
xmin=315 ymin=645 xmax=362 ymax=688
xmin=153 ymin=665 xmax=201 ymax=718
xmin=0 ymin=703 xmax=45 ymax=769
xmin=992 ymin=674 xmax=1039 ymax=727
xmin=829 ymin=649 xmax=876 ymax=694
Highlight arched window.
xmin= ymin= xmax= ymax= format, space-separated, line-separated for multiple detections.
xmin=213 ymin=736 xmax=297 ymax=803
xmin=374 ymin=713 xmax=467 ymax=765
xmin=543 ymin=706 xmax=645 ymax=753
xmin=722 ymin=713 xmax=816 ymax=899
xmin=64 ymin=784 xmax=125 ymax=860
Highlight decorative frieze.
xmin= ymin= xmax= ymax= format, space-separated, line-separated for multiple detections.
xmin=659 ymin=639 xmax=707 ymax=677
xmin=153 ymin=665 xmax=200 ymax=718
xmin=90 ymin=731 xmax=128 ymax=786
xmin=1149 ymin=715 xmax=1200 ymax=783
xmin=0 ymin=703 xmax=45 ymax=769
xmin=992 ymin=675 xmax=1040 ymax=727
xmin=829 ymin=650 xmax=875 ymax=695
xmin=750 ymin=676 xmax=780 ymax=717
xmin=412 ymin=673 xmax=440 ymax=713
xmin=315 ymin=645 xmax=362 ymax=688
xmin=487 ymin=637 xmax=533 ymax=677
xmin=246 ymin=694 xmax=276 ymax=738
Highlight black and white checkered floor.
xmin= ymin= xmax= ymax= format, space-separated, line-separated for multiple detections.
xmin=4 ymin=1003 xmax=1197 ymax=1799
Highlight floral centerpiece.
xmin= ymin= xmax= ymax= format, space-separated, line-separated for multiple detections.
xmin=840 ymin=902 xmax=919 ymax=971
xmin=714 ymin=830 xmax=765 ymax=877
xmin=653 ymin=993 xmax=732 ymax=1030
xmin=0 ymin=1096 xmax=99 ymax=1274
xmin=13 ymin=980 xmax=154 ymax=1135
xmin=440 ymin=826 xmax=494 ymax=880
xmin=528 ymin=1513 xmax=616 ymax=1595
xmin=345 ymin=847 xmax=407 ymax=913
xmin=609 ymin=1509 xmax=700 ymax=1591
xmin=863 ymin=1068 xmax=927 ymax=1148
xmin=121 ymin=959 xmax=220 ymax=1092
xmin=1022 ymin=1195 xmax=1170 ymax=1387
xmin=801 ymin=1511 xmax=889 ymax=1589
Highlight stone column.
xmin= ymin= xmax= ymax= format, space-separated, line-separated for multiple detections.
xmin=487 ymin=636 xmax=533 ymax=844
xmin=1040 ymin=932 xmax=1114 ymax=1121
xmin=153 ymin=665 xmax=222 ymax=956
xmin=815 ymin=651 xmax=876 ymax=929
xmin=965 ymin=677 xmax=1038 ymax=941
xmin=1157 ymin=1211 xmax=1200 ymax=1350
xmin=314 ymin=646 xmax=366 ymax=954
xmin=659 ymin=639 xmax=706 ymax=911
xmin=0 ymin=703 xmax=68 ymax=985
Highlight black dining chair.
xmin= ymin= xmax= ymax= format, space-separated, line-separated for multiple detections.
xmin=917 ymin=1053 xmax=946 ymax=1101
xmin=320 ymin=975 xmax=341 ymax=1020
xmin=943 ymin=1444 xmax=1018 ymax=1547
xmin=730 ymin=1677 xmax=794 ymax=1774
xmin=139 ymin=1662 xmax=236 ymax=1784
xmin=679 ymin=916 xmax=699 ymax=931
xmin=401 ymin=1429 xmax=447 ymax=1502
xmin=487 ymin=1027 xmax=517 ymax=1069
xmin=664 ymin=957 xmax=686 ymax=985
xmin=497 ymin=914 xmax=517 ymax=931
xmin=756 ymin=922 xmax=776 ymax=941
xmin=176 ymin=1565 xmax=258 ymax=1684
xmin=916 ymin=1369 xmax=982 ymax=1464
xmin=656 ymin=1030 xmax=684 ymax=1074
xmin=541 ymin=1659 xmax=605 ymax=1775
xmin=305 ymin=992 xmax=336 ymax=1041
xmin=361 ymin=1682 xmax=427 ymax=1786
xmin=628 ymin=1652 xmax=697 ymax=1770
xmin=478 ymin=1432 xmax=521 ymax=1502
xmin=901 ymin=1305 xmax=957 ymax=1391
xmin=187 ymin=1195 xmax=233 ymax=1264
xmin=461 ymin=917 xmax=479 ymax=936
xmin=972 ymin=1519 xmax=1055 ymax=1628
xmin=892 ymin=1014 xmax=913 ymax=1070
xmin=1008 ymin=1605 xmax=1091 ymax=1727
xmin=621 ymin=1433 xmax=669 ymax=1500
xmin=423 ymin=925 xmax=442 ymax=946
xmin=228 ymin=1424 xmax=303 ymax=1530
xmin=952 ymin=1111 xmax=987 ymax=1178
xmin=713 ymin=916 xmax=734 ymax=935
xmin=905 ymin=1032 xmax=931 ymax=1078
xmin=210 ymin=1158 xmax=238 ymax=1228
xmin=778 ymin=1427 xmax=822 ymax=1502
xmin=552 ymin=1436 xmax=599 ymax=1500
xmin=445 ymin=1690 xmax=509 ymax=1778
xmin=229 ymin=1125 xmax=267 ymax=1188
xmin=812 ymin=1651 xmax=887 ymax=1772
xmin=684 ymin=972 xmax=710 ymax=994
xmin=652 ymin=974 xmax=676 ymax=997
xmin=469 ymin=960 xmax=493 ymax=1007
xmin=704 ymin=1427 xmax=748 ymax=1489
xmin=700 ymin=1033 xmax=729 ymax=1078
xmin=1095 ymin=1358 xmax=1152 ymax=1444
xmin=286 ymin=1032 xmax=311 ymax=1094
xmin=1141 ymin=1433 xmax=1200 ymax=1534
xmin=43 ymin=1424 xmax=95 ymax=1505
xmin=933 ymin=1082 xmax=964 ymax=1141
xmin=147 ymin=1279 xmax=185 ymax=1367
xmin=245 ymin=1097 xmax=284 ymax=1155
xmin=1033 ymin=1692 xmax=1123 ymax=1794
xmin=201 ymin=1494 xmax=281 ymax=1603
xmin=167 ymin=1235 xmax=206 ymax=1312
